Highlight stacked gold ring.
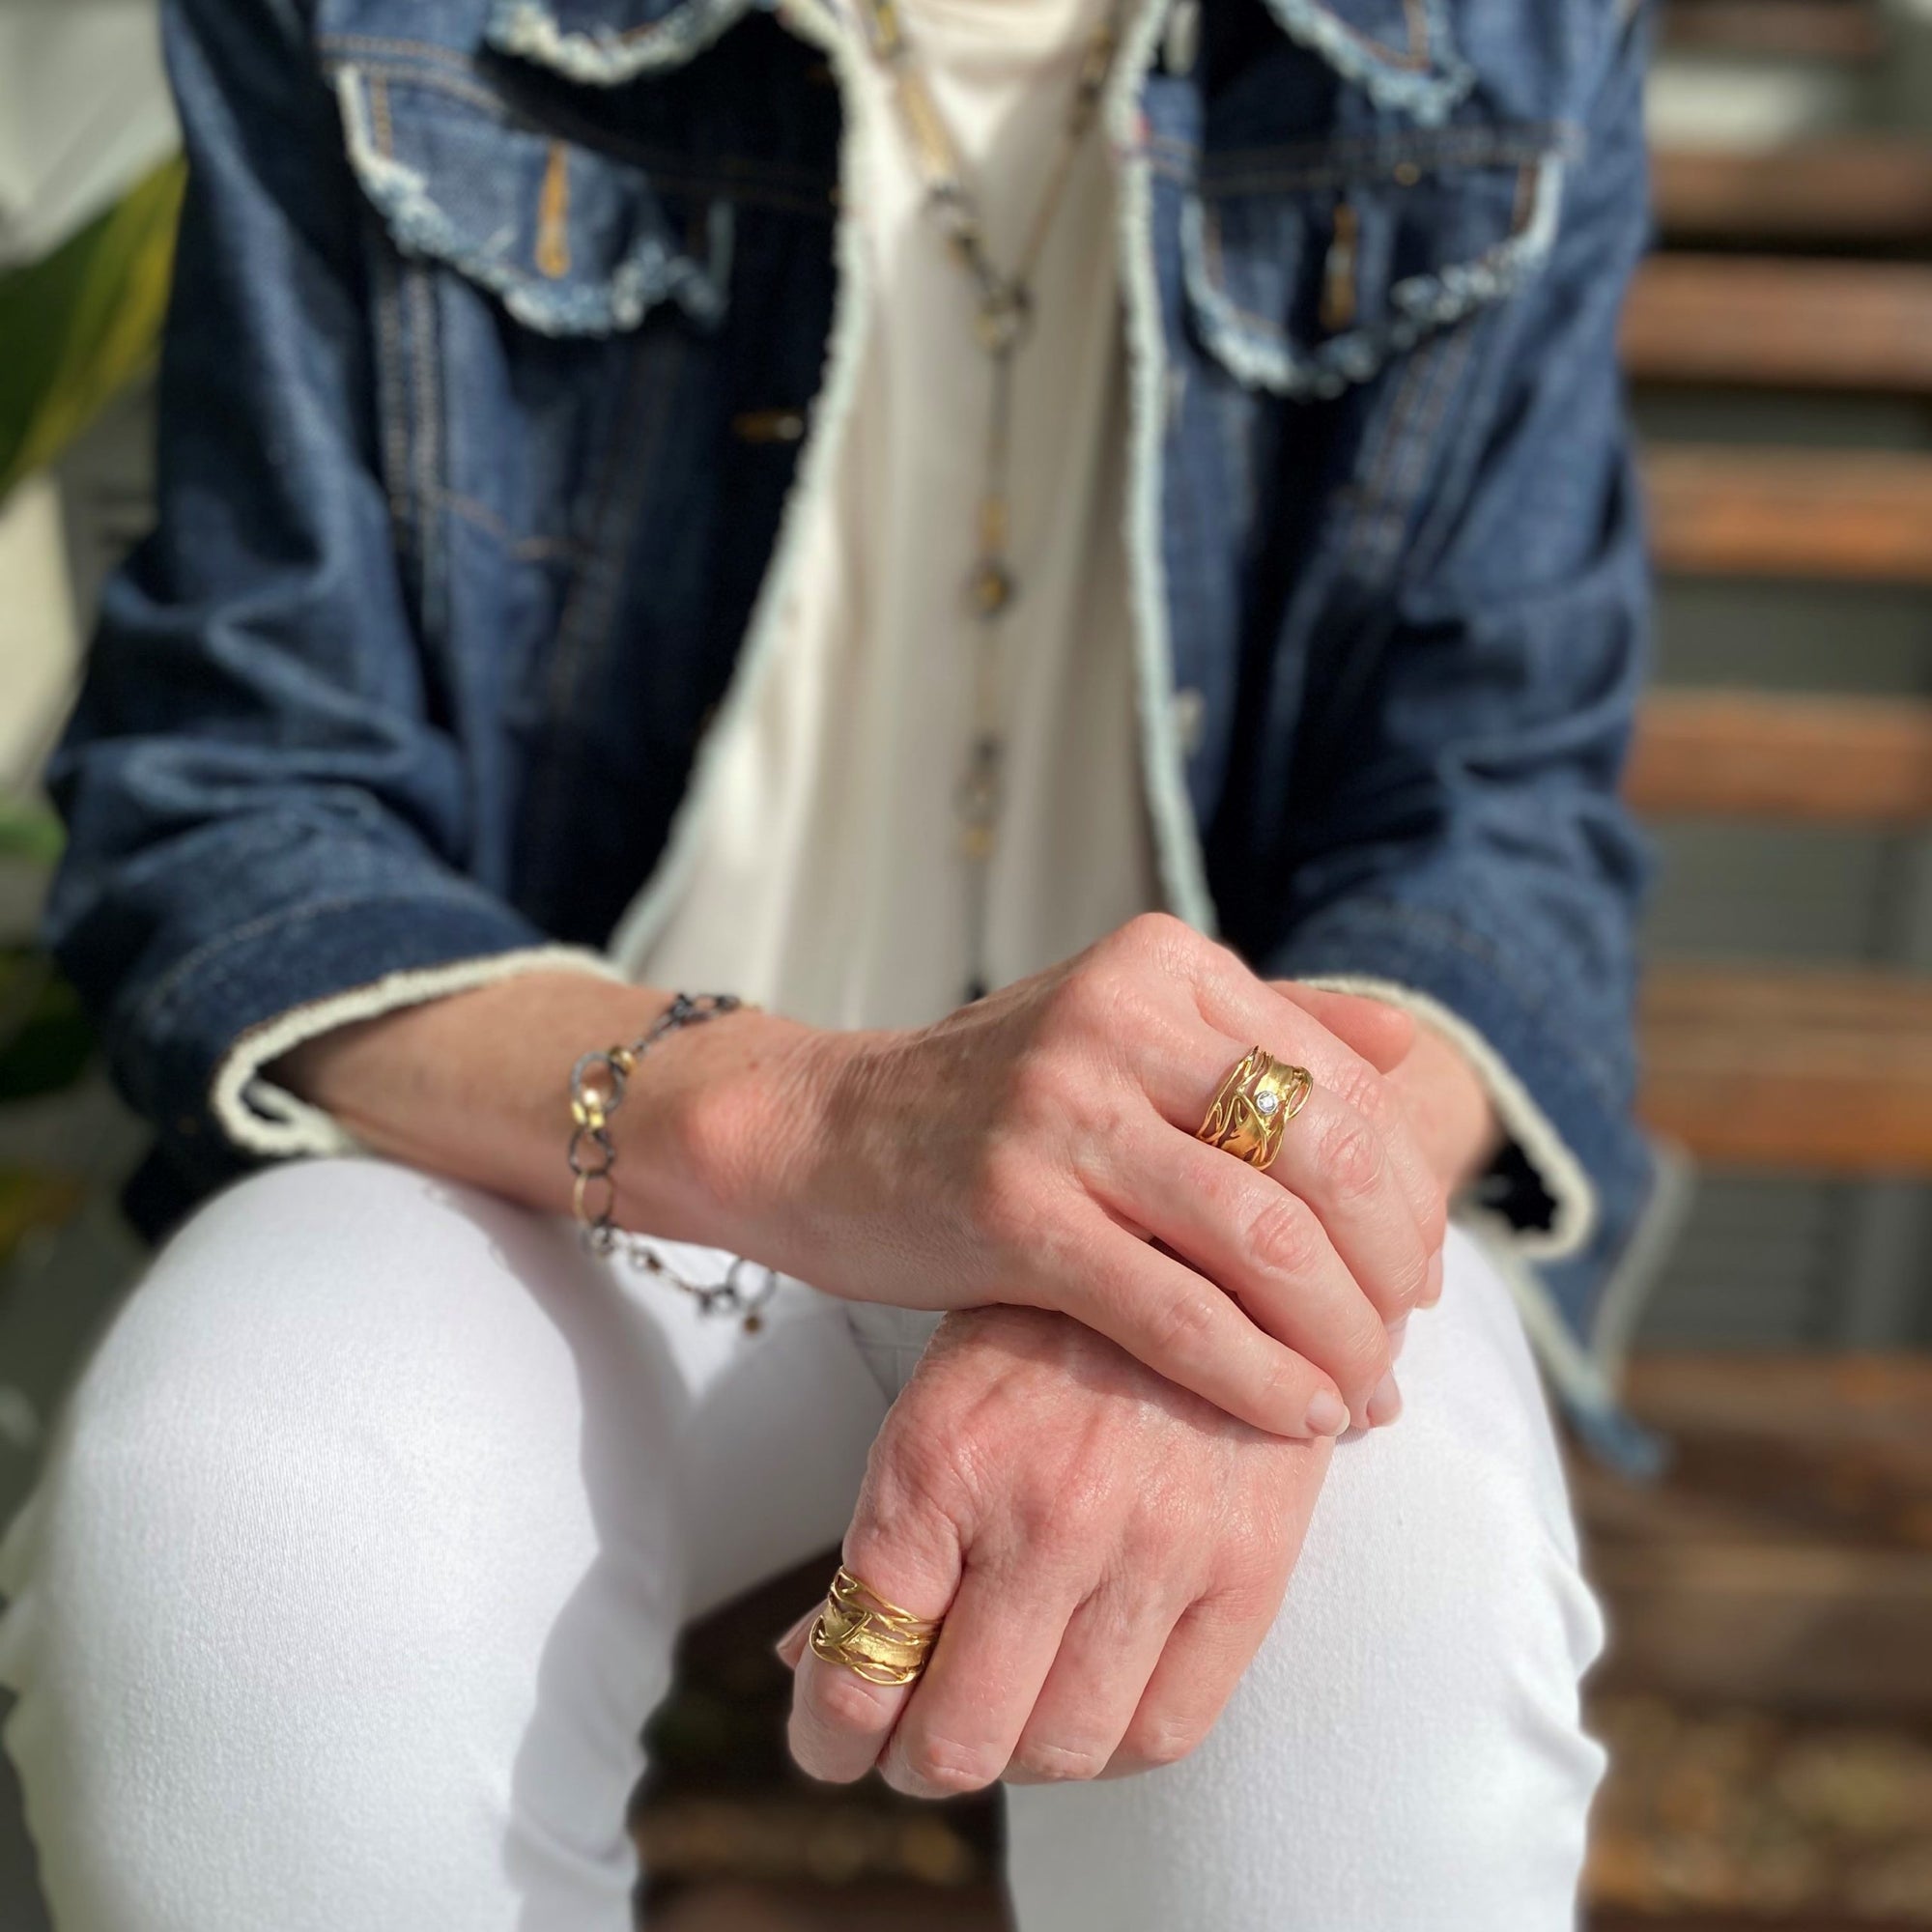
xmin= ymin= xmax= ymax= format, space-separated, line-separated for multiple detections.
xmin=1197 ymin=1046 xmax=1313 ymax=1174
xmin=808 ymin=1566 xmax=943 ymax=1687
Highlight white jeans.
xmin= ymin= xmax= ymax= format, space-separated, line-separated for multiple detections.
xmin=0 ymin=1158 xmax=1605 ymax=1930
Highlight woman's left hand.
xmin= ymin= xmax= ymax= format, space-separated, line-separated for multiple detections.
xmin=779 ymin=1300 xmax=1334 ymax=1793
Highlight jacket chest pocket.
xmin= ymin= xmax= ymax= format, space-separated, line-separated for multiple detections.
xmin=319 ymin=37 xmax=751 ymax=694
xmin=328 ymin=57 xmax=734 ymax=339
xmin=1241 ymin=0 xmax=1477 ymax=125
xmin=1181 ymin=127 xmax=1568 ymax=403
xmin=1176 ymin=0 xmax=1573 ymax=400
xmin=1154 ymin=0 xmax=1580 ymax=647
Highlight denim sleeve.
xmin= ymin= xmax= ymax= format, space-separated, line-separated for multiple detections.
xmin=1267 ymin=12 xmax=1655 ymax=1268
xmin=42 ymin=0 xmax=610 ymax=1200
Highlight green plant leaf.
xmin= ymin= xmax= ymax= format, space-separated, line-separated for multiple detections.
xmin=0 ymin=1168 xmax=87 ymax=1271
xmin=0 ymin=803 xmax=64 ymax=867
xmin=0 ymin=156 xmax=185 ymax=503
xmin=0 ymin=952 xmax=93 ymax=1101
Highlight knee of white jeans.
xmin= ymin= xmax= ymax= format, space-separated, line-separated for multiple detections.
xmin=0 ymin=1157 xmax=676 ymax=1932
xmin=1267 ymin=1242 xmax=1609 ymax=1899
xmin=1007 ymin=1374 xmax=1610 ymax=1932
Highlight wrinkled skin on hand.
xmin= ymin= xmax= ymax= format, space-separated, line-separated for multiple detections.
xmin=719 ymin=914 xmax=1448 ymax=1439
xmin=780 ymin=1302 xmax=1337 ymax=1794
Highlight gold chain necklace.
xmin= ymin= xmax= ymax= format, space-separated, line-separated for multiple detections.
xmin=854 ymin=0 xmax=1129 ymax=1002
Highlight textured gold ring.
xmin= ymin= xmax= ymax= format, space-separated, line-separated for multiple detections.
xmin=1197 ymin=1046 xmax=1313 ymax=1174
xmin=808 ymin=1566 xmax=943 ymax=1688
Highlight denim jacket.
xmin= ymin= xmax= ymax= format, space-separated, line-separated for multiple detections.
xmin=45 ymin=0 xmax=1662 ymax=1462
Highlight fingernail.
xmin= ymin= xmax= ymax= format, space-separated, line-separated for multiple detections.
xmin=775 ymin=1605 xmax=818 ymax=1660
xmin=1386 ymin=1315 xmax=1409 ymax=1361
xmin=1422 ymin=1249 xmax=1444 ymax=1307
xmin=1367 ymin=1371 xmax=1403 ymax=1428
xmin=1305 ymin=1388 xmax=1350 ymax=1437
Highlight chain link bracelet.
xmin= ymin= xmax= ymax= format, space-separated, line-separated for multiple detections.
xmin=566 ymin=991 xmax=779 ymax=1331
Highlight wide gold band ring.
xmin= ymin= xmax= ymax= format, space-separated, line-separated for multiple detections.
xmin=1197 ymin=1046 xmax=1313 ymax=1174
xmin=808 ymin=1566 xmax=943 ymax=1688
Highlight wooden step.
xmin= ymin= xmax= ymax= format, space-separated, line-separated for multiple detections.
xmin=659 ymin=1892 xmax=1930 ymax=1932
xmin=1659 ymin=0 xmax=1887 ymax=60
xmin=653 ymin=1883 xmax=1009 ymax=1932
xmin=1588 ymin=1686 xmax=1932 ymax=1924
xmin=1640 ymin=965 xmax=1932 ymax=1174
xmin=1588 ymin=1693 xmax=1932 ymax=1925
xmin=1628 ymin=688 xmax=1932 ymax=822
xmin=1643 ymin=444 xmax=1932 ymax=586
xmin=1624 ymin=256 xmax=1932 ymax=392
xmin=649 ymin=1886 xmax=1932 ymax=1931
xmin=1594 ymin=1919 xmax=1927 ymax=1932
xmin=1654 ymin=138 xmax=1932 ymax=245
xmin=1575 ymin=1353 xmax=1932 ymax=1718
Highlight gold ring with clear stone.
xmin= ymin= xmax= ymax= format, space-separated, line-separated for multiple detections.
xmin=1196 ymin=1046 xmax=1313 ymax=1174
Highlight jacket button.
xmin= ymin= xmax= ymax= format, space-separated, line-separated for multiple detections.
xmin=1171 ymin=685 xmax=1207 ymax=756
xmin=731 ymin=409 xmax=808 ymax=444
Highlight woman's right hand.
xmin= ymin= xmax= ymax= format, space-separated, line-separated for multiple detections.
xmin=664 ymin=914 xmax=1447 ymax=1437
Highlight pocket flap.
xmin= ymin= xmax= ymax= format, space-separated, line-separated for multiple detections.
xmin=1258 ymin=0 xmax=1475 ymax=124
xmin=484 ymin=0 xmax=754 ymax=86
xmin=1182 ymin=136 xmax=1565 ymax=400
xmin=332 ymin=60 xmax=732 ymax=337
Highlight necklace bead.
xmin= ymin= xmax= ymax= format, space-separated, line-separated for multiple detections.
xmin=975 ymin=286 xmax=1034 ymax=355
xmin=971 ymin=557 xmax=1017 ymax=616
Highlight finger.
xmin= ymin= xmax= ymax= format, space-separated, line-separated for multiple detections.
xmin=788 ymin=1540 xmax=960 ymax=1785
xmin=878 ymin=1564 xmax=1080 ymax=1800
xmin=1421 ymin=1244 xmax=1444 ymax=1307
xmin=1152 ymin=1002 xmax=1441 ymax=1267
xmin=1053 ymin=1213 xmax=1351 ymax=1439
xmin=789 ymin=1641 xmax=906 ymax=1785
xmin=776 ymin=1605 xmax=817 ymax=1670
xmin=1095 ymin=1122 xmax=1391 ymax=1426
xmin=1269 ymin=982 xmax=1415 ymax=1074
xmin=1190 ymin=966 xmax=1453 ymax=1252
xmin=1112 ymin=1592 xmax=1274 ymax=1777
xmin=1132 ymin=1019 xmax=1434 ymax=1332
xmin=1259 ymin=1081 xmax=1434 ymax=1329
xmin=1263 ymin=997 xmax=1442 ymax=1252
xmin=1005 ymin=1583 xmax=1183 ymax=1784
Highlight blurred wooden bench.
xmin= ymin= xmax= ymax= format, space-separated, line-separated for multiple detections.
xmin=1623 ymin=72 xmax=1932 ymax=1178
xmin=1658 ymin=0 xmax=1887 ymax=61
xmin=1637 ymin=966 xmax=1932 ymax=1175
xmin=1654 ymin=138 xmax=1932 ymax=246
xmin=1607 ymin=48 xmax=1932 ymax=1924
xmin=1627 ymin=693 xmax=1932 ymax=1174
xmin=1575 ymin=1354 xmax=1932 ymax=1717
xmin=1625 ymin=257 xmax=1932 ymax=393
xmin=1630 ymin=692 xmax=1932 ymax=821
xmin=1641 ymin=447 xmax=1932 ymax=585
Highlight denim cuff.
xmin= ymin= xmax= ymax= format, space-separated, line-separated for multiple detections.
xmin=1290 ymin=973 xmax=1597 ymax=1264
xmin=121 ymin=887 xmax=622 ymax=1168
xmin=1265 ymin=899 xmax=1642 ymax=1272
xmin=211 ymin=945 xmax=625 ymax=1160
